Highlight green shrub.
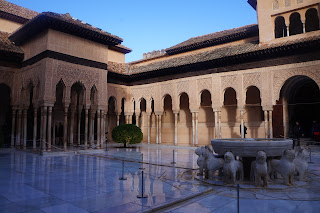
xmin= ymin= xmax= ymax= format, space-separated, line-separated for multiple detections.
xmin=112 ymin=124 xmax=143 ymax=147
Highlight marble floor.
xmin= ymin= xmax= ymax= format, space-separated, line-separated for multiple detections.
xmin=0 ymin=143 xmax=320 ymax=213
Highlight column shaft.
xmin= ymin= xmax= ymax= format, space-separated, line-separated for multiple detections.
xmin=11 ymin=109 xmax=16 ymax=147
xmin=264 ymin=110 xmax=269 ymax=138
xmin=269 ymin=111 xmax=273 ymax=138
xmin=33 ymin=108 xmax=37 ymax=149
xmin=192 ymin=112 xmax=195 ymax=146
xmin=47 ymin=107 xmax=52 ymax=151
xmin=218 ymin=111 xmax=222 ymax=138
xmin=16 ymin=109 xmax=21 ymax=147
xmin=42 ymin=106 xmax=47 ymax=151
xmin=156 ymin=115 xmax=159 ymax=144
xmin=77 ymin=108 xmax=81 ymax=146
xmin=116 ymin=114 xmax=120 ymax=126
xmin=69 ymin=109 xmax=75 ymax=146
xmin=97 ymin=110 xmax=100 ymax=149
xmin=214 ymin=111 xmax=218 ymax=139
xmin=240 ymin=110 xmax=244 ymax=138
xmin=23 ymin=109 xmax=27 ymax=149
xmin=147 ymin=114 xmax=151 ymax=144
xmin=174 ymin=113 xmax=178 ymax=145
xmin=159 ymin=115 xmax=162 ymax=144
xmin=63 ymin=107 xmax=68 ymax=151
xmin=84 ymin=109 xmax=88 ymax=149
xmin=195 ymin=112 xmax=198 ymax=145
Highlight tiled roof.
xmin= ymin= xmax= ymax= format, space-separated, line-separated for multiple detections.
xmin=0 ymin=0 xmax=38 ymax=22
xmin=109 ymin=44 xmax=132 ymax=54
xmin=165 ymin=24 xmax=259 ymax=55
xmin=129 ymin=34 xmax=320 ymax=74
xmin=0 ymin=30 xmax=23 ymax=54
xmin=108 ymin=61 xmax=127 ymax=74
xmin=9 ymin=12 xmax=123 ymax=46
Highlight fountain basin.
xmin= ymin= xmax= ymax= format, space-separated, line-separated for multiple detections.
xmin=211 ymin=138 xmax=293 ymax=157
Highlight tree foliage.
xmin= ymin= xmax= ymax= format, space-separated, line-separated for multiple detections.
xmin=112 ymin=124 xmax=143 ymax=147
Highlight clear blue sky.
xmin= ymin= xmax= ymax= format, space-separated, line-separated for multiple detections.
xmin=8 ymin=0 xmax=257 ymax=62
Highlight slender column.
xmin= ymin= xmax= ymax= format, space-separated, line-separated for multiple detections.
xmin=283 ymin=98 xmax=289 ymax=138
xmin=84 ymin=108 xmax=88 ymax=149
xmin=174 ymin=112 xmax=178 ymax=145
xmin=269 ymin=110 xmax=273 ymax=138
xmin=11 ymin=109 xmax=16 ymax=148
xmin=264 ymin=110 xmax=268 ymax=138
xmin=302 ymin=21 xmax=306 ymax=33
xmin=90 ymin=110 xmax=95 ymax=148
xmin=69 ymin=109 xmax=75 ymax=146
xmin=136 ymin=115 xmax=140 ymax=127
xmin=47 ymin=107 xmax=52 ymax=152
xmin=286 ymin=25 xmax=290 ymax=36
xmin=40 ymin=107 xmax=43 ymax=143
xmin=240 ymin=109 xmax=244 ymax=138
xmin=147 ymin=113 xmax=151 ymax=144
xmin=42 ymin=106 xmax=47 ymax=151
xmin=159 ymin=114 xmax=162 ymax=144
xmin=192 ymin=112 xmax=195 ymax=146
xmin=16 ymin=109 xmax=21 ymax=147
xmin=116 ymin=113 xmax=120 ymax=126
xmin=125 ymin=115 xmax=128 ymax=124
xmin=77 ymin=107 xmax=81 ymax=146
xmin=101 ymin=110 xmax=105 ymax=148
xmin=63 ymin=107 xmax=68 ymax=151
xmin=218 ymin=111 xmax=222 ymax=138
xmin=23 ymin=109 xmax=27 ymax=149
xmin=156 ymin=115 xmax=159 ymax=144
xmin=96 ymin=110 xmax=100 ymax=149
xmin=52 ymin=117 xmax=55 ymax=146
xmin=214 ymin=111 xmax=218 ymax=139
xmin=129 ymin=115 xmax=132 ymax=124
xmin=195 ymin=112 xmax=198 ymax=145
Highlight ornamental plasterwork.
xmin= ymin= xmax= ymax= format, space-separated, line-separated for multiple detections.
xmin=56 ymin=64 xmax=99 ymax=90
xmin=243 ymin=73 xmax=262 ymax=91
xmin=131 ymin=86 xmax=154 ymax=103
xmin=177 ymin=80 xmax=190 ymax=96
xmin=160 ymin=83 xmax=174 ymax=99
xmin=273 ymin=67 xmax=320 ymax=103
xmin=21 ymin=64 xmax=41 ymax=89
xmin=197 ymin=78 xmax=212 ymax=94
xmin=221 ymin=75 xmax=239 ymax=93
xmin=0 ymin=71 xmax=14 ymax=87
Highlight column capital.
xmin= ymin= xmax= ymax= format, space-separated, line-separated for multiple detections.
xmin=262 ymin=105 xmax=273 ymax=111
xmin=173 ymin=110 xmax=179 ymax=114
xmin=154 ymin=111 xmax=163 ymax=116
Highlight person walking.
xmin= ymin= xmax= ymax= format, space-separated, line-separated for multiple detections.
xmin=292 ymin=121 xmax=304 ymax=148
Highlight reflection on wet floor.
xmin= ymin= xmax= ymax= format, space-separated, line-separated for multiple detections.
xmin=0 ymin=144 xmax=320 ymax=213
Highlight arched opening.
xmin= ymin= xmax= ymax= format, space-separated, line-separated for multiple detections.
xmin=275 ymin=16 xmax=287 ymax=38
xmin=276 ymin=76 xmax=320 ymax=138
xmin=139 ymin=98 xmax=147 ymax=142
xmin=53 ymin=80 xmax=65 ymax=147
xmin=222 ymin=87 xmax=240 ymax=138
xmin=199 ymin=90 xmax=214 ymax=144
xmin=26 ymin=82 xmax=34 ymax=147
xmin=179 ymin=92 xmax=192 ymax=145
xmin=305 ymin=8 xmax=320 ymax=32
xmin=107 ymin=96 xmax=117 ymax=141
xmin=289 ymin=12 xmax=303 ymax=36
xmin=162 ymin=95 xmax=174 ymax=144
xmin=120 ymin=98 xmax=126 ymax=125
xmin=70 ymin=82 xmax=86 ymax=146
xmin=245 ymin=86 xmax=263 ymax=138
xmin=0 ymin=84 xmax=11 ymax=147
xmin=150 ymin=99 xmax=156 ymax=143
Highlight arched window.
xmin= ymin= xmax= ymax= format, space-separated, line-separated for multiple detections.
xmin=305 ymin=8 xmax=320 ymax=32
xmin=289 ymin=12 xmax=303 ymax=36
xmin=275 ymin=16 xmax=287 ymax=38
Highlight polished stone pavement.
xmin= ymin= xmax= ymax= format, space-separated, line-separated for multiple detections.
xmin=0 ymin=143 xmax=320 ymax=213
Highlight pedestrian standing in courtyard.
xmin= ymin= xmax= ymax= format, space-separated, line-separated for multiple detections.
xmin=292 ymin=121 xmax=304 ymax=148
xmin=240 ymin=123 xmax=247 ymax=138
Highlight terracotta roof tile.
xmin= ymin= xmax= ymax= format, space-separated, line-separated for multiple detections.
xmin=0 ymin=0 xmax=38 ymax=20
xmin=129 ymin=34 xmax=320 ymax=74
xmin=165 ymin=24 xmax=259 ymax=55
xmin=0 ymin=30 xmax=23 ymax=54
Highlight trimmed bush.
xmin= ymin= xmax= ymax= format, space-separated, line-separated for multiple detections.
xmin=112 ymin=124 xmax=143 ymax=147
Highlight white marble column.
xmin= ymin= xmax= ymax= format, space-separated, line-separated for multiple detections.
xmin=42 ymin=106 xmax=47 ymax=151
xmin=156 ymin=115 xmax=159 ymax=144
xmin=84 ymin=108 xmax=88 ymax=149
xmin=128 ymin=115 xmax=132 ymax=124
xmin=264 ymin=110 xmax=268 ymax=138
xmin=11 ymin=109 xmax=16 ymax=148
xmin=52 ymin=118 xmax=55 ymax=146
xmin=218 ymin=111 xmax=222 ymax=138
xmin=214 ymin=111 xmax=218 ymax=139
xmin=240 ymin=109 xmax=244 ymax=138
xmin=192 ymin=112 xmax=195 ymax=146
xmin=40 ymin=107 xmax=43 ymax=143
xmin=96 ymin=110 xmax=100 ymax=149
xmin=159 ymin=114 xmax=162 ymax=144
xmin=16 ymin=109 xmax=21 ymax=147
xmin=269 ymin=110 xmax=273 ymax=138
xmin=63 ymin=107 xmax=68 ymax=151
xmin=116 ymin=113 xmax=120 ymax=126
xmin=136 ymin=115 xmax=140 ymax=127
xmin=23 ymin=109 xmax=27 ymax=149
xmin=33 ymin=108 xmax=37 ymax=149
xmin=69 ymin=109 xmax=75 ymax=146
xmin=147 ymin=113 xmax=151 ymax=144
xmin=90 ymin=110 xmax=95 ymax=148
xmin=77 ymin=107 xmax=81 ymax=146
xmin=174 ymin=112 xmax=178 ymax=145
xmin=283 ymin=98 xmax=289 ymax=138
xmin=195 ymin=112 xmax=198 ymax=145
xmin=47 ymin=106 xmax=52 ymax=152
